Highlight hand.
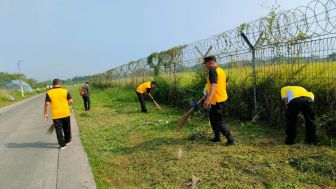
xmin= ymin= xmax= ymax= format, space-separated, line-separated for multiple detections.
xmin=203 ymin=100 xmax=210 ymax=109
xmin=44 ymin=114 xmax=49 ymax=122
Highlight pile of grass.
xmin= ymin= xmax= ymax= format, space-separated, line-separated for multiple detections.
xmin=72 ymin=87 xmax=336 ymax=188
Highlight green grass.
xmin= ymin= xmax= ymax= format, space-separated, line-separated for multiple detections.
xmin=72 ymin=87 xmax=336 ymax=189
xmin=0 ymin=89 xmax=37 ymax=108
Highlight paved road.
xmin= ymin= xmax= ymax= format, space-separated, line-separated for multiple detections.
xmin=0 ymin=95 xmax=96 ymax=189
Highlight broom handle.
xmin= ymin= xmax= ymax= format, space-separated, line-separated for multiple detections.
xmin=148 ymin=93 xmax=162 ymax=109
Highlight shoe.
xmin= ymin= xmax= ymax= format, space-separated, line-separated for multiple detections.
xmin=224 ymin=140 xmax=236 ymax=146
xmin=66 ymin=141 xmax=72 ymax=145
xmin=59 ymin=145 xmax=67 ymax=150
xmin=209 ymin=138 xmax=222 ymax=142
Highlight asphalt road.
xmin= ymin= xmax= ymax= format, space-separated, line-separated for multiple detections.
xmin=0 ymin=95 xmax=96 ymax=189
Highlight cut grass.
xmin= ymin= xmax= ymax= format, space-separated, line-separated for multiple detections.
xmin=72 ymin=87 xmax=336 ymax=189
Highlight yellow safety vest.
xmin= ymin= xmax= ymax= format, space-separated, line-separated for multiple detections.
xmin=206 ymin=67 xmax=228 ymax=105
xmin=281 ymin=86 xmax=314 ymax=102
xmin=136 ymin=82 xmax=151 ymax=94
xmin=47 ymin=88 xmax=71 ymax=119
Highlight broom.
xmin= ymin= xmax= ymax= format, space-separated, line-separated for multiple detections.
xmin=176 ymin=95 xmax=206 ymax=131
xmin=148 ymin=93 xmax=163 ymax=110
xmin=47 ymin=123 xmax=55 ymax=135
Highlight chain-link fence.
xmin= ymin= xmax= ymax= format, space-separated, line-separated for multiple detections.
xmin=92 ymin=0 xmax=336 ymax=124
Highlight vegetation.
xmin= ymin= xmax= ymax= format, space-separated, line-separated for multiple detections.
xmin=72 ymin=87 xmax=336 ymax=189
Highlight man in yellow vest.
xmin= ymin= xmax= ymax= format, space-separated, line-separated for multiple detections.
xmin=136 ymin=81 xmax=157 ymax=113
xmin=281 ymin=86 xmax=317 ymax=145
xmin=203 ymin=56 xmax=236 ymax=146
xmin=44 ymin=79 xmax=73 ymax=149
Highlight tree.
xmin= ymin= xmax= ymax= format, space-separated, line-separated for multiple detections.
xmin=327 ymin=52 xmax=336 ymax=61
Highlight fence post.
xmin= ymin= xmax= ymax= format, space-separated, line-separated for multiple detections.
xmin=240 ymin=32 xmax=263 ymax=116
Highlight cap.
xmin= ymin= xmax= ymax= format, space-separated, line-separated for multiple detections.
xmin=203 ymin=56 xmax=216 ymax=64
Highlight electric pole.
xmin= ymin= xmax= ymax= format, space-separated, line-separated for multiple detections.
xmin=17 ymin=59 xmax=24 ymax=97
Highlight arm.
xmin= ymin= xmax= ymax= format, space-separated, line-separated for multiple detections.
xmin=44 ymin=94 xmax=51 ymax=122
xmin=68 ymin=99 xmax=73 ymax=105
xmin=283 ymin=98 xmax=288 ymax=108
xmin=203 ymin=68 xmax=217 ymax=109
xmin=203 ymin=84 xmax=216 ymax=109
xmin=67 ymin=91 xmax=73 ymax=105
xmin=44 ymin=102 xmax=50 ymax=122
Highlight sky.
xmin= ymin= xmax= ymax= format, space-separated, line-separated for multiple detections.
xmin=0 ymin=0 xmax=312 ymax=81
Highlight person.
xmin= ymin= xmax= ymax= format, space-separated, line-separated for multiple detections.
xmin=281 ymin=86 xmax=317 ymax=145
xmin=136 ymin=81 xmax=157 ymax=113
xmin=202 ymin=56 xmax=236 ymax=146
xmin=81 ymin=82 xmax=91 ymax=111
xmin=44 ymin=79 xmax=73 ymax=149
xmin=37 ymin=88 xmax=40 ymax=94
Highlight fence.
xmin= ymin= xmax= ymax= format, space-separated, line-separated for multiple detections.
xmin=91 ymin=0 xmax=336 ymax=125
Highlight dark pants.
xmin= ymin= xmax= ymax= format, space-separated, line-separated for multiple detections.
xmin=82 ymin=95 xmax=90 ymax=110
xmin=286 ymin=97 xmax=317 ymax=144
xmin=53 ymin=116 xmax=71 ymax=147
xmin=136 ymin=92 xmax=147 ymax=112
xmin=209 ymin=102 xmax=234 ymax=142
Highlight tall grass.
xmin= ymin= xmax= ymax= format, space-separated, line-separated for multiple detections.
xmin=91 ymin=61 xmax=336 ymax=137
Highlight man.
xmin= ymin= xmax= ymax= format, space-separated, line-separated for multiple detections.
xmin=81 ymin=82 xmax=91 ymax=111
xmin=136 ymin=81 xmax=157 ymax=113
xmin=203 ymin=56 xmax=236 ymax=146
xmin=44 ymin=79 xmax=73 ymax=149
xmin=281 ymin=86 xmax=316 ymax=145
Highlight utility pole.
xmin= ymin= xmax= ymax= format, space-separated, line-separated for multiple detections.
xmin=17 ymin=59 xmax=24 ymax=97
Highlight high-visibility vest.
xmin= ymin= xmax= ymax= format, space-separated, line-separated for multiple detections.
xmin=136 ymin=82 xmax=151 ymax=94
xmin=206 ymin=67 xmax=228 ymax=105
xmin=281 ymin=86 xmax=314 ymax=103
xmin=47 ymin=88 xmax=71 ymax=119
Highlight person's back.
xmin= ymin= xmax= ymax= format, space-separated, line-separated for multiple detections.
xmin=280 ymin=85 xmax=316 ymax=145
xmin=47 ymin=87 xmax=71 ymax=119
xmin=81 ymin=82 xmax=91 ymax=111
xmin=82 ymin=85 xmax=90 ymax=96
xmin=44 ymin=79 xmax=73 ymax=149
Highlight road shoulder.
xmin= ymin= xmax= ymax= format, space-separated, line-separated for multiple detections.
xmin=57 ymin=113 xmax=96 ymax=189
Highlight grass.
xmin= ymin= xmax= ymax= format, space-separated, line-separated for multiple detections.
xmin=72 ymin=87 xmax=336 ymax=189
xmin=0 ymin=89 xmax=37 ymax=108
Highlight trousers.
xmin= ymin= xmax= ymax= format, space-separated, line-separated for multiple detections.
xmin=53 ymin=116 xmax=71 ymax=147
xmin=209 ymin=102 xmax=234 ymax=142
xmin=286 ymin=97 xmax=316 ymax=144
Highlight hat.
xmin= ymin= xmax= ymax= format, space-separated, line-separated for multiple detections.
xmin=203 ymin=56 xmax=216 ymax=64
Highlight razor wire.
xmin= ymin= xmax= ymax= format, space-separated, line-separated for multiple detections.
xmin=96 ymin=0 xmax=336 ymax=81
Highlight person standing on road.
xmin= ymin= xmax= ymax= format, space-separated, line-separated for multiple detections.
xmin=203 ymin=56 xmax=236 ymax=146
xmin=44 ymin=79 xmax=73 ymax=149
xmin=281 ymin=86 xmax=317 ymax=145
xmin=136 ymin=81 xmax=157 ymax=113
xmin=81 ymin=82 xmax=91 ymax=111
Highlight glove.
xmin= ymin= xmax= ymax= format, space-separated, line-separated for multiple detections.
xmin=192 ymin=102 xmax=199 ymax=110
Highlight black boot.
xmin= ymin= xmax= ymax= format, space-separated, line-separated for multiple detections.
xmin=224 ymin=135 xmax=236 ymax=146
xmin=209 ymin=132 xmax=221 ymax=142
xmin=209 ymin=138 xmax=222 ymax=142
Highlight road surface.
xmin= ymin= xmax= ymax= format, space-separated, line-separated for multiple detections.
xmin=0 ymin=95 xmax=96 ymax=189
